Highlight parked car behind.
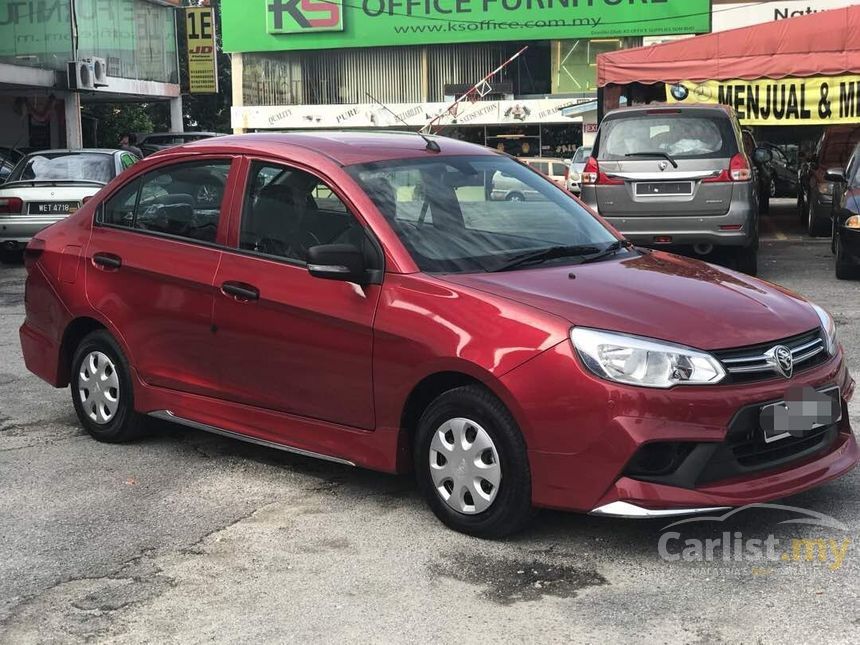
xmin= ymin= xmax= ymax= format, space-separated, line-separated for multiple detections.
xmin=800 ymin=125 xmax=860 ymax=237
xmin=137 ymin=131 xmax=222 ymax=157
xmin=580 ymin=104 xmax=760 ymax=274
xmin=520 ymin=157 xmax=568 ymax=188
xmin=19 ymin=132 xmax=857 ymax=537
xmin=828 ymin=141 xmax=860 ymax=279
xmin=760 ymin=143 xmax=799 ymax=198
xmin=566 ymin=146 xmax=592 ymax=194
xmin=741 ymin=129 xmax=773 ymax=214
xmin=0 ymin=149 xmax=138 ymax=259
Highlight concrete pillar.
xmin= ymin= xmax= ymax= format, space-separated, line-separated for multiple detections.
xmin=169 ymin=97 xmax=184 ymax=132
xmin=231 ymin=53 xmax=245 ymax=134
xmin=64 ymin=92 xmax=83 ymax=149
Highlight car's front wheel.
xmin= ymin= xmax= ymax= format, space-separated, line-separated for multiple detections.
xmin=414 ymin=385 xmax=533 ymax=538
xmin=70 ymin=330 xmax=145 ymax=443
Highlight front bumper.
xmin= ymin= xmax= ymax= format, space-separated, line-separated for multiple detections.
xmin=500 ymin=341 xmax=859 ymax=514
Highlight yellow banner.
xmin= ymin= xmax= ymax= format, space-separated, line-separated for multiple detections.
xmin=186 ymin=7 xmax=218 ymax=95
xmin=666 ymin=76 xmax=860 ymax=125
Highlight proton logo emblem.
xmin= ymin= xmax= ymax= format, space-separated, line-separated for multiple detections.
xmin=765 ymin=345 xmax=794 ymax=379
xmin=658 ymin=161 xmax=668 ymax=171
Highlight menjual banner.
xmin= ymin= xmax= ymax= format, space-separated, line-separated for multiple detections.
xmin=666 ymin=76 xmax=860 ymax=125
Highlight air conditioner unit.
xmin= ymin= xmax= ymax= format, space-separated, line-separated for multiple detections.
xmin=82 ymin=57 xmax=108 ymax=87
xmin=67 ymin=60 xmax=95 ymax=91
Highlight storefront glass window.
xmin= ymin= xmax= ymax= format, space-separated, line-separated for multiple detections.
xmin=0 ymin=0 xmax=177 ymax=82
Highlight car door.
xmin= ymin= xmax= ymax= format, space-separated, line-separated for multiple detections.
xmin=86 ymin=156 xmax=238 ymax=398
xmin=211 ymin=158 xmax=381 ymax=430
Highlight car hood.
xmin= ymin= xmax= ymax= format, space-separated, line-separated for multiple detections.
xmin=440 ymin=251 xmax=821 ymax=351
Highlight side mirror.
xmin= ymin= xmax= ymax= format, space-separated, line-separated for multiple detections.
xmin=307 ymin=243 xmax=370 ymax=284
xmin=753 ymin=147 xmax=772 ymax=164
xmin=825 ymin=167 xmax=846 ymax=183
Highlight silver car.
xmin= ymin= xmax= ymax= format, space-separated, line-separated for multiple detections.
xmin=566 ymin=146 xmax=592 ymax=194
xmin=580 ymin=105 xmax=759 ymax=275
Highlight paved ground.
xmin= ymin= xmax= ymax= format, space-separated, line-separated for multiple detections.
xmin=1 ymin=199 xmax=859 ymax=644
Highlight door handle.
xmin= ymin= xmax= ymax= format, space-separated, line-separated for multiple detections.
xmin=92 ymin=252 xmax=122 ymax=269
xmin=221 ymin=281 xmax=259 ymax=302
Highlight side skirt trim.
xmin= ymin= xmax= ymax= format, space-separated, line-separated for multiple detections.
xmin=148 ymin=410 xmax=356 ymax=467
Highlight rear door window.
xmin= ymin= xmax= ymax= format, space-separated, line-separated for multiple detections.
xmin=596 ymin=114 xmax=736 ymax=160
xmin=98 ymin=160 xmax=231 ymax=244
xmin=551 ymin=163 xmax=566 ymax=176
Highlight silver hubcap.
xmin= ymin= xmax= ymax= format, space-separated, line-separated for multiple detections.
xmin=429 ymin=418 xmax=501 ymax=515
xmin=78 ymin=351 xmax=120 ymax=424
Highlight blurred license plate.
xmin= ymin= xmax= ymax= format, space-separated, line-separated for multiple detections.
xmin=634 ymin=182 xmax=693 ymax=196
xmin=759 ymin=386 xmax=841 ymax=443
xmin=29 ymin=202 xmax=78 ymax=215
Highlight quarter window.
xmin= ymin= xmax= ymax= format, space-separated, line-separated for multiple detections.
xmin=99 ymin=160 xmax=231 ymax=244
xmin=239 ymin=162 xmax=370 ymax=264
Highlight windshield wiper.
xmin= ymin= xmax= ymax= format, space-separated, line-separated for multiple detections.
xmin=491 ymin=244 xmax=604 ymax=272
xmin=624 ymin=151 xmax=678 ymax=168
xmin=577 ymin=240 xmax=633 ymax=265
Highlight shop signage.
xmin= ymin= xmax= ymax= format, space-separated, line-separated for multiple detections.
xmin=712 ymin=1 xmax=855 ymax=33
xmin=223 ymin=0 xmax=712 ymax=52
xmin=233 ymin=97 xmax=590 ymax=130
xmin=186 ymin=7 xmax=219 ymax=94
xmin=666 ymin=76 xmax=860 ymax=125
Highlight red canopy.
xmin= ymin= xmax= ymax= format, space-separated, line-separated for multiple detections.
xmin=597 ymin=6 xmax=860 ymax=87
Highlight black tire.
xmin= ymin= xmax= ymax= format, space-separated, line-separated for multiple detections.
xmin=0 ymin=248 xmax=23 ymax=265
xmin=70 ymin=329 xmax=145 ymax=443
xmin=759 ymin=190 xmax=770 ymax=215
xmin=505 ymin=192 xmax=525 ymax=202
xmin=735 ymin=244 xmax=758 ymax=276
xmin=414 ymin=385 xmax=533 ymax=538
xmin=835 ymin=237 xmax=857 ymax=280
xmin=807 ymin=199 xmax=829 ymax=237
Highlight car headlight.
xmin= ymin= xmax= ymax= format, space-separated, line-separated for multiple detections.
xmin=570 ymin=171 xmax=581 ymax=182
xmin=811 ymin=303 xmax=838 ymax=355
xmin=818 ymin=182 xmax=834 ymax=196
xmin=570 ymin=328 xmax=726 ymax=389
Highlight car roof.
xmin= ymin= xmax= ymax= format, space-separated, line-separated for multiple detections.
xmin=162 ymin=131 xmax=500 ymax=166
xmin=604 ymin=103 xmax=735 ymax=119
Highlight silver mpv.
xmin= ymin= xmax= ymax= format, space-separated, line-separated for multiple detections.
xmin=580 ymin=104 xmax=759 ymax=275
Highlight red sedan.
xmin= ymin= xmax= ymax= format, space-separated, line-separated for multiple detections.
xmin=18 ymin=132 xmax=859 ymax=536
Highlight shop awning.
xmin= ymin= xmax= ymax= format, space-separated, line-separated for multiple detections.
xmin=597 ymin=6 xmax=860 ymax=87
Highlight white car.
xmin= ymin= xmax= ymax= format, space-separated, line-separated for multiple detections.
xmin=566 ymin=146 xmax=592 ymax=194
xmin=0 ymin=149 xmax=138 ymax=257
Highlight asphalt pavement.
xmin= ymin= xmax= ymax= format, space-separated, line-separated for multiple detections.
xmin=1 ymin=199 xmax=858 ymax=644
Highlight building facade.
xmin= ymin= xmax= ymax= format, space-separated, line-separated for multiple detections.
xmin=0 ymin=0 xmax=183 ymax=151
xmin=223 ymin=0 xmax=712 ymax=156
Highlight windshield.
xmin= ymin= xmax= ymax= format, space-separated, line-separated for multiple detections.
xmin=8 ymin=152 xmax=114 ymax=184
xmin=346 ymin=155 xmax=618 ymax=273
xmin=597 ymin=114 xmax=735 ymax=160
xmin=572 ymin=147 xmax=592 ymax=164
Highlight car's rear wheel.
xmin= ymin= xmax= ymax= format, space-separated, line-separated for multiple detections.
xmin=735 ymin=243 xmax=758 ymax=276
xmin=505 ymin=192 xmax=525 ymax=202
xmin=70 ymin=330 xmax=145 ymax=443
xmin=414 ymin=385 xmax=532 ymax=538
xmin=807 ymin=199 xmax=830 ymax=237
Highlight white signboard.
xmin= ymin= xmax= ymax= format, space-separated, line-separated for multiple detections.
xmin=712 ymin=1 xmax=855 ymax=32
xmin=233 ymin=98 xmax=590 ymax=131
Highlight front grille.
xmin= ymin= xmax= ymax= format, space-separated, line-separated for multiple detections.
xmin=713 ymin=329 xmax=827 ymax=383
xmin=729 ymin=426 xmax=835 ymax=467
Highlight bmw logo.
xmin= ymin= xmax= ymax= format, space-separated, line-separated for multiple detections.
xmin=670 ymin=84 xmax=689 ymax=101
